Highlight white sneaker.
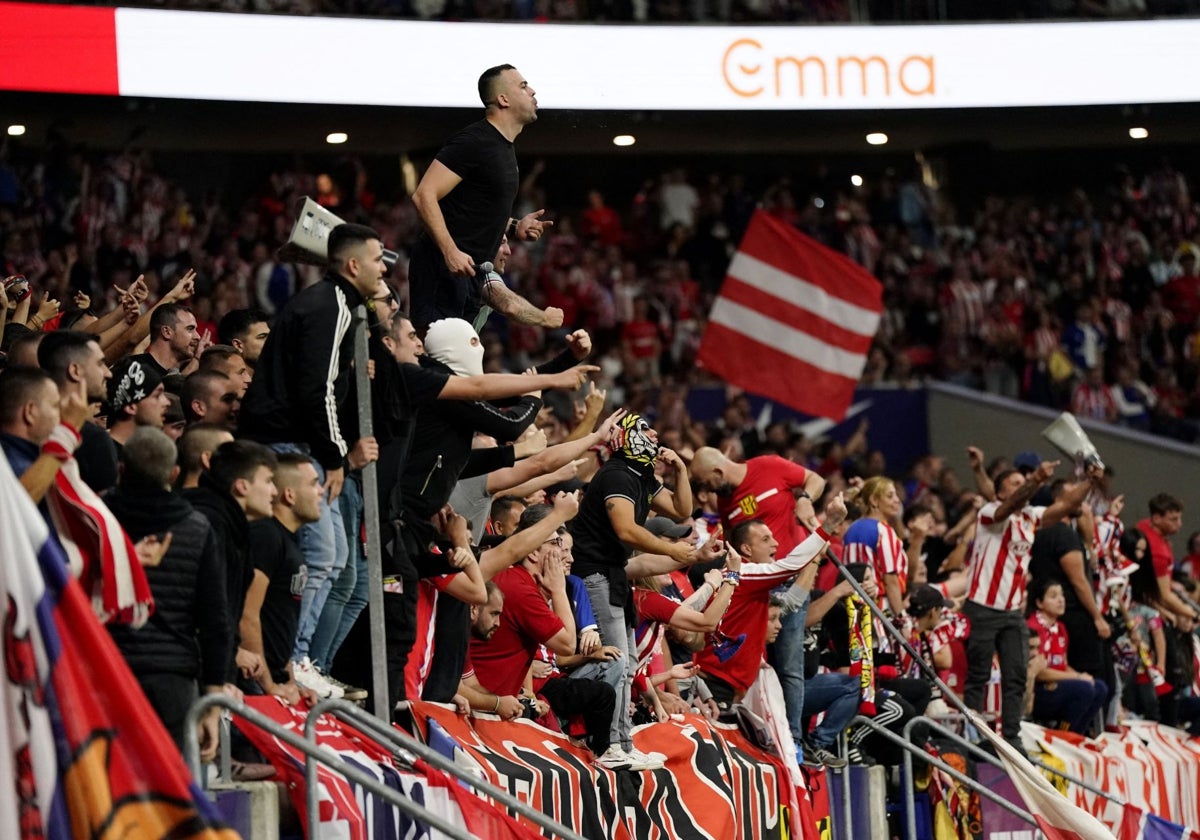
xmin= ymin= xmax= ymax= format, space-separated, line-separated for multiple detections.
xmin=624 ymin=747 xmax=665 ymax=771
xmin=292 ymin=657 xmax=343 ymax=699
xmin=593 ymin=745 xmax=633 ymax=771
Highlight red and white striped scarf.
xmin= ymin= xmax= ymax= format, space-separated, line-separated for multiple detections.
xmin=42 ymin=423 xmax=153 ymax=627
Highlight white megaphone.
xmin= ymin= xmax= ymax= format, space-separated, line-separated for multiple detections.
xmin=1041 ymin=411 xmax=1105 ymax=471
xmin=278 ymin=196 xmax=399 ymax=268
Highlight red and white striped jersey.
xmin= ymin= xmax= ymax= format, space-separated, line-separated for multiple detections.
xmin=966 ymin=500 xmax=1046 ymax=611
xmin=842 ymin=518 xmax=909 ymax=612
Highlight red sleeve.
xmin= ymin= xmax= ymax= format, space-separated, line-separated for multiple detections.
xmin=634 ymin=589 xmax=682 ymax=625
xmin=509 ymin=588 xmax=566 ymax=646
xmin=769 ymin=455 xmax=810 ymax=490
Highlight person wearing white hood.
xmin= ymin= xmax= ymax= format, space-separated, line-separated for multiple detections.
xmin=343 ymin=314 xmax=596 ymax=718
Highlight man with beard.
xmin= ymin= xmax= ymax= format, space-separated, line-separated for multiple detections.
xmin=689 ymin=445 xmax=826 ymax=760
xmin=409 ymin=65 xmax=558 ymax=331
xmin=38 ymin=330 xmax=117 ymax=492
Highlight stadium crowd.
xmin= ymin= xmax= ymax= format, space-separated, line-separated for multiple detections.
xmin=3 ymin=62 xmax=1200 ymax=783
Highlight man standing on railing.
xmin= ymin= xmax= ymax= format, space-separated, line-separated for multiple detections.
xmin=962 ymin=458 xmax=1100 ymax=754
xmin=408 ymin=65 xmax=561 ymax=331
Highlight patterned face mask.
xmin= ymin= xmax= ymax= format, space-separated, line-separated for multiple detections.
xmin=608 ymin=412 xmax=659 ymax=465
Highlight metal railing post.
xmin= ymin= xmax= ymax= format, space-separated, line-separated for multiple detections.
xmin=353 ymin=305 xmax=390 ymax=722
xmin=183 ymin=695 xmax=473 ymax=840
xmin=851 ymin=715 xmax=1037 ymax=827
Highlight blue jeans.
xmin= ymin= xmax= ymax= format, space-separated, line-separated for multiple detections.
xmin=582 ymin=573 xmax=635 ymax=751
xmin=309 ymin=471 xmax=367 ymax=671
xmin=268 ymin=444 xmax=348 ymax=664
xmin=769 ymin=596 xmax=810 ymax=743
xmin=802 ymin=672 xmax=861 ymax=749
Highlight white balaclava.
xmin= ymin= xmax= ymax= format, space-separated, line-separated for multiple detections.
xmin=424 ymin=318 xmax=484 ymax=376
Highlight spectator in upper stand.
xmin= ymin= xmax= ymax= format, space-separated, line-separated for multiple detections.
xmin=180 ymin=370 xmax=239 ymax=431
xmin=579 ymin=189 xmax=624 ymax=247
xmin=104 ymin=427 xmax=228 ymax=759
xmin=1110 ymin=363 xmax=1155 ymax=430
xmin=1071 ymin=366 xmax=1117 ymax=422
xmin=37 ymin=330 xmax=117 ymax=493
xmin=1162 ymin=244 xmax=1200 ymax=328
xmin=135 ymin=302 xmax=200 ymax=379
xmin=217 ymin=307 xmax=271 ymax=370
xmin=106 ymin=355 xmax=170 ymax=452
xmin=199 ymin=344 xmax=252 ymax=397
xmin=1062 ymin=301 xmax=1107 ymax=374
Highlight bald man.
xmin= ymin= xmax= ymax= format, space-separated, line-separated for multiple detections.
xmin=690 ymin=445 xmax=826 ymax=763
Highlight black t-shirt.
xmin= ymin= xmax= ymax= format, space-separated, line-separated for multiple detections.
xmin=76 ymin=421 xmax=118 ymax=494
xmin=568 ymin=457 xmax=663 ymax=579
xmin=249 ymin=517 xmax=307 ymax=684
xmin=434 ymin=119 xmax=519 ymax=263
xmin=1030 ymin=521 xmax=1086 ymax=610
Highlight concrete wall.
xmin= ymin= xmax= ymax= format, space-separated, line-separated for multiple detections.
xmin=927 ymin=383 xmax=1200 ymax=538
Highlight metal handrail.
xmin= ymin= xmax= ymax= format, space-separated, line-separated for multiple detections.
xmin=899 ymin=715 xmax=1038 ymax=840
xmin=305 ymin=698 xmax=588 ymax=840
xmin=821 ymin=549 xmax=1128 ymax=811
xmin=851 ymin=714 xmax=1037 ymax=835
xmin=183 ymin=694 xmax=473 ymax=840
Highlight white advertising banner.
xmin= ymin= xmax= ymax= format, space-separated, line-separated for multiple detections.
xmin=5 ymin=2 xmax=1200 ymax=110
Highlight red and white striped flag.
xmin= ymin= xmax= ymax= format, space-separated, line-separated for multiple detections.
xmin=697 ymin=210 xmax=882 ymax=421
xmin=973 ymin=713 xmax=1118 ymax=840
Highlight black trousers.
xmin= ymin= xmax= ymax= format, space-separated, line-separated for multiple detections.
xmin=137 ymin=672 xmax=198 ymax=752
xmin=538 ymin=675 xmax=616 ymax=755
xmin=962 ymin=601 xmax=1029 ymax=741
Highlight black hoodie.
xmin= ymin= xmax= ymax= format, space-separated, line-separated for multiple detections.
xmin=183 ymin=472 xmax=252 ymax=679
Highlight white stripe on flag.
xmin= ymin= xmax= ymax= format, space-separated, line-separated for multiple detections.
xmin=727 ymin=251 xmax=882 ymax=337
xmin=709 ymin=297 xmax=868 ymax=379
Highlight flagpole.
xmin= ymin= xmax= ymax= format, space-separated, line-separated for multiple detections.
xmin=353 ymin=306 xmax=389 ymax=721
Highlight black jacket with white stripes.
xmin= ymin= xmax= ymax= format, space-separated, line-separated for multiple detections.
xmin=239 ymin=271 xmax=364 ymax=470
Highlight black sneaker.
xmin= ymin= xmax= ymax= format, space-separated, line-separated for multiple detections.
xmin=804 ymin=739 xmax=848 ymax=769
xmin=846 ymin=744 xmax=877 ymax=766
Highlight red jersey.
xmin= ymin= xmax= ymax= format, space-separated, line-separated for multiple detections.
xmin=719 ymin=455 xmax=812 ymax=555
xmin=1027 ymin=612 xmax=1069 ymax=670
xmin=696 ymin=527 xmax=830 ymax=694
xmin=1136 ymin=518 xmax=1175 ymax=578
xmin=405 ymin=576 xmax=455 ymax=701
xmin=633 ymin=588 xmax=682 ymax=674
xmin=470 ymin=566 xmax=564 ymax=698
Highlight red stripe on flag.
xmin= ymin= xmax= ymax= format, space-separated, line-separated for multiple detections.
xmin=0 ymin=2 xmax=119 ymax=95
xmin=698 ymin=321 xmax=859 ymax=421
xmin=720 ymin=276 xmax=875 ymax=355
xmin=738 ymin=210 xmax=882 ymax=310
xmin=697 ymin=210 xmax=882 ymax=421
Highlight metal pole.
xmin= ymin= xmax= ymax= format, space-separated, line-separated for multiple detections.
xmin=838 ymin=730 xmax=852 ymax=840
xmin=307 ymin=698 xmax=590 ymax=840
xmin=353 ymin=305 xmax=389 ymax=722
xmin=824 ymin=548 xmax=1127 ymax=807
xmin=183 ymin=695 xmax=473 ymax=840
xmin=851 ymin=715 xmax=1038 ymax=826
